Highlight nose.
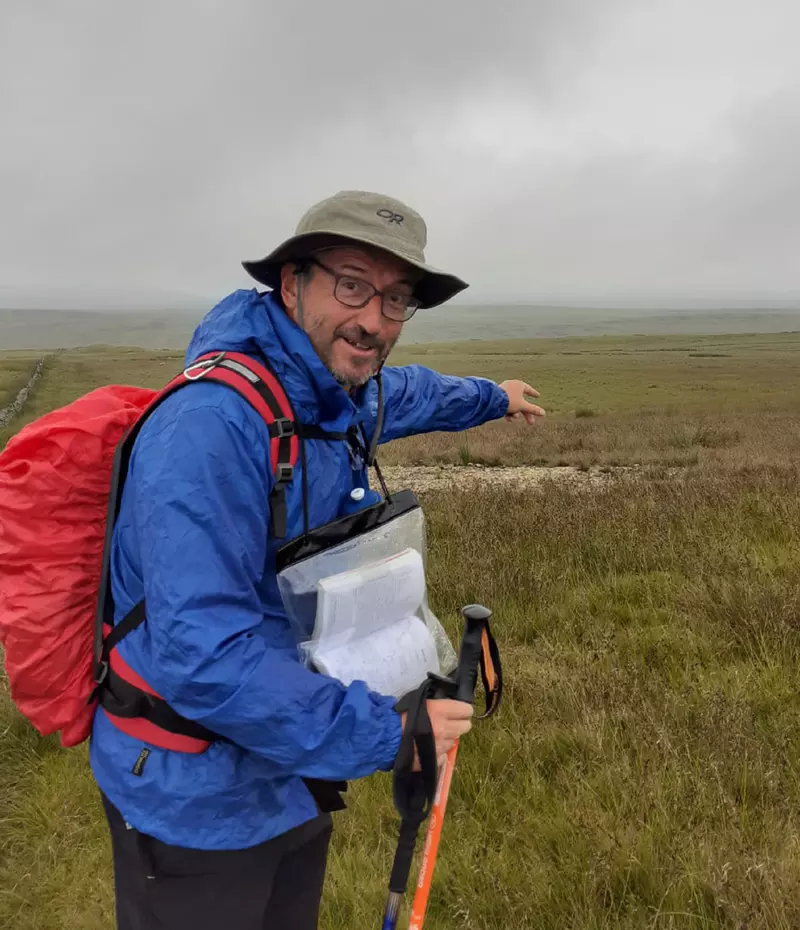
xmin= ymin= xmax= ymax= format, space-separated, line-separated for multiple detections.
xmin=355 ymin=294 xmax=385 ymax=335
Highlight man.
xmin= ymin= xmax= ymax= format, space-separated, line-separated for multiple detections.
xmin=90 ymin=190 xmax=544 ymax=929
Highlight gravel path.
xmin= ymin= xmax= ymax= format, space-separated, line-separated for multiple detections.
xmin=372 ymin=463 xmax=644 ymax=494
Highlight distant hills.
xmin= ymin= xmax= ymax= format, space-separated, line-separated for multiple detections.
xmin=2 ymin=304 xmax=799 ymax=352
xmin=0 ymin=308 xmax=204 ymax=351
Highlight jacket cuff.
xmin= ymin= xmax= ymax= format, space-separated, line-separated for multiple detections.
xmin=374 ymin=696 xmax=404 ymax=772
xmin=489 ymin=381 xmax=510 ymax=420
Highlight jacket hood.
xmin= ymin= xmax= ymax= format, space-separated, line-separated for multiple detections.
xmin=185 ymin=288 xmax=365 ymax=431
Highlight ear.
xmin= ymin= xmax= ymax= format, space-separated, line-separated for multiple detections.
xmin=280 ymin=263 xmax=301 ymax=320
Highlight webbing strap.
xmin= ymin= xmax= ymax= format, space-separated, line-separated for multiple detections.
xmin=194 ymin=354 xmax=298 ymax=539
xmin=388 ymin=681 xmax=439 ymax=894
xmin=453 ymin=614 xmax=502 ymax=719
xmin=90 ymin=602 xmax=147 ymax=704
xmin=303 ymin=778 xmax=348 ymax=813
xmin=294 ymin=423 xmax=351 ymax=441
xmin=100 ymin=667 xmax=220 ymax=743
xmin=477 ymin=621 xmax=503 ymax=719
xmin=101 ymin=601 xmax=146 ymax=660
xmin=392 ymin=682 xmax=439 ymax=823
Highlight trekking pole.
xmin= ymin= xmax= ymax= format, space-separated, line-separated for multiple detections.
xmin=407 ymin=604 xmax=501 ymax=929
xmin=380 ymin=604 xmax=502 ymax=930
xmin=406 ymin=736 xmax=458 ymax=929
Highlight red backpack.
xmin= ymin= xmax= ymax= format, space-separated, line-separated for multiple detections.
xmin=0 ymin=350 xmax=301 ymax=749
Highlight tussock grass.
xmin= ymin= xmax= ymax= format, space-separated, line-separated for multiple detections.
xmin=3 ymin=473 xmax=800 ymax=928
xmin=381 ymin=331 xmax=800 ymax=472
xmin=381 ymin=411 xmax=800 ymax=471
xmin=2 ymin=334 xmax=800 ymax=927
xmin=4 ymin=333 xmax=800 ymax=469
xmin=0 ymin=703 xmax=114 ymax=930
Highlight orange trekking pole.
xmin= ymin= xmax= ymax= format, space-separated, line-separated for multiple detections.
xmin=408 ymin=606 xmax=501 ymax=929
xmin=406 ymin=740 xmax=458 ymax=929
xmin=381 ymin=604 xmax=502 ymax=930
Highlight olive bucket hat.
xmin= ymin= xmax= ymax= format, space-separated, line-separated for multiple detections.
xmin=241 ymin=190 xmax=468 ymax=309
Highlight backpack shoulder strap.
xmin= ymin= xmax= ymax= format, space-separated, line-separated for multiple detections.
xmin=93 ymin=350 xmax=299 ymax=686
xmin=183 ymin=351 xmax=299 ymax=538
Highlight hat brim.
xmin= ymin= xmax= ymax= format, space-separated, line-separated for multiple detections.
xmin=241 ymin=231 xmax=468 ymax=309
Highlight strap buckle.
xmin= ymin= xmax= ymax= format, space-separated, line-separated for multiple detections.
xmin=183 ymin=351 xmax=226 ymax=381
xmin=95 ymin=660 xmax=109 ymax=686
xmin=87 ymin=659 xmax=109 ymax=705
xmin=271 ymin=417 xmax=295 ymax=439
xmin=275 ymin=463 xmax=294 ymax=485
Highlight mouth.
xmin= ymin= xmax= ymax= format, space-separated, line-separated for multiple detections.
xmin=338 ymin=335 xmax=379 ymax=359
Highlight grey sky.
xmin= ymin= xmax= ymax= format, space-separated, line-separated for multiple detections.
xmin=2 ymin=0 xmax=799 ymax=308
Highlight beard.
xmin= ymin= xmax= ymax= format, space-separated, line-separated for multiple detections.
xmin=322 ymin=322 xmax=397 ymax=388
xmin=330 ymin=366 xmax=376 ymax=388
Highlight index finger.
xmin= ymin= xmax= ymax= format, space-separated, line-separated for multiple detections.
xmin=521 ymin=382 xmax=540 ymax=398
xmin=447 ymin=701 xmax=475 ymax=717
xmin=522 ymin=401 xmax=546 ymax=416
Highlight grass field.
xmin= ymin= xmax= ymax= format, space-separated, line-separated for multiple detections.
xmin=3 ymin=331 xmax=799 ymax=467
xmin=1 ymin=333 xmax=800 ymax=929
xmin=385 ymin=332 xmax=800 ymax=471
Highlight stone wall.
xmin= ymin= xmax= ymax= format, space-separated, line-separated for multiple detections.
xmin=0 ymin=358 xmax=45 ymax=430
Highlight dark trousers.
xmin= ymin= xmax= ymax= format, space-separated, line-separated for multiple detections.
xmin=101 ymin=792 xmax=333 ymax=930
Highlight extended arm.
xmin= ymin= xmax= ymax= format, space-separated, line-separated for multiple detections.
xmin=375 ymin=364 xmax=508 ymax=442
xmin=373 ymin=364 xmax=543 ymax=442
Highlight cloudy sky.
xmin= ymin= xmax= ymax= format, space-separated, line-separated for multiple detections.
xmin=2 ymin=0 xmax=799 ymax=308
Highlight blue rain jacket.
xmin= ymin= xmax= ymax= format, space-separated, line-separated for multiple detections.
xmin=89 ymin=288 xmax=510 ymax=850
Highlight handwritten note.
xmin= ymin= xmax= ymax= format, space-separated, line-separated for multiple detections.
xmin=311 ymin=614 xmax=439 ymax=698
xmin=313 ymin=548 xmax=426 ymax=645
xmin=306 ymin=548 xmax=440 ymax=697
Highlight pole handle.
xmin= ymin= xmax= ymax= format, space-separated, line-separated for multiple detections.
xmin=454 ymin=604 xmax=492 ymax=704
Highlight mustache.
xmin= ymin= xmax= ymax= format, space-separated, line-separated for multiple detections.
xmin=335 ymin=327 xmax=385 ymax=352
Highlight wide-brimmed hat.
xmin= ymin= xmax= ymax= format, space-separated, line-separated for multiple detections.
xmin=241 ymin=190 xmax=468 ymax=309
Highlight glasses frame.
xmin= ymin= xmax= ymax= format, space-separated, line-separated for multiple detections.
xmin=303 ymin=257 xmax=421 ymax=323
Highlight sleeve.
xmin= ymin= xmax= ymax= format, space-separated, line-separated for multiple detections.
xmin=376 ymin=364 xmax=510 ymax=443
xmin=124 ymin=386 xmax=403 ymax=781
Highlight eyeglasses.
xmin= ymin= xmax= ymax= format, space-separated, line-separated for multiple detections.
xmin=304 ymin=258 xmax=421 ymax=322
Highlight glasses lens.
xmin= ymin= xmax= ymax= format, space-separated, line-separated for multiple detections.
xmin=335 ymin=276 xmax=374 ymax=307
xmin=383 ymin=293 xmax=418 ymax=322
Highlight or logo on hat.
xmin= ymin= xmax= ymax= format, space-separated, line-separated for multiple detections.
xmin=377 ymin=208 xmax=404 ymax=225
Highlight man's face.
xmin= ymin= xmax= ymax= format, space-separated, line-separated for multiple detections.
xmin=280 ymin=245 xmax=417 ymax=388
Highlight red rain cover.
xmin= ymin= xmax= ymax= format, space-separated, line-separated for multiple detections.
xmin=0 ymin=384 xmax=155 ymax=747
